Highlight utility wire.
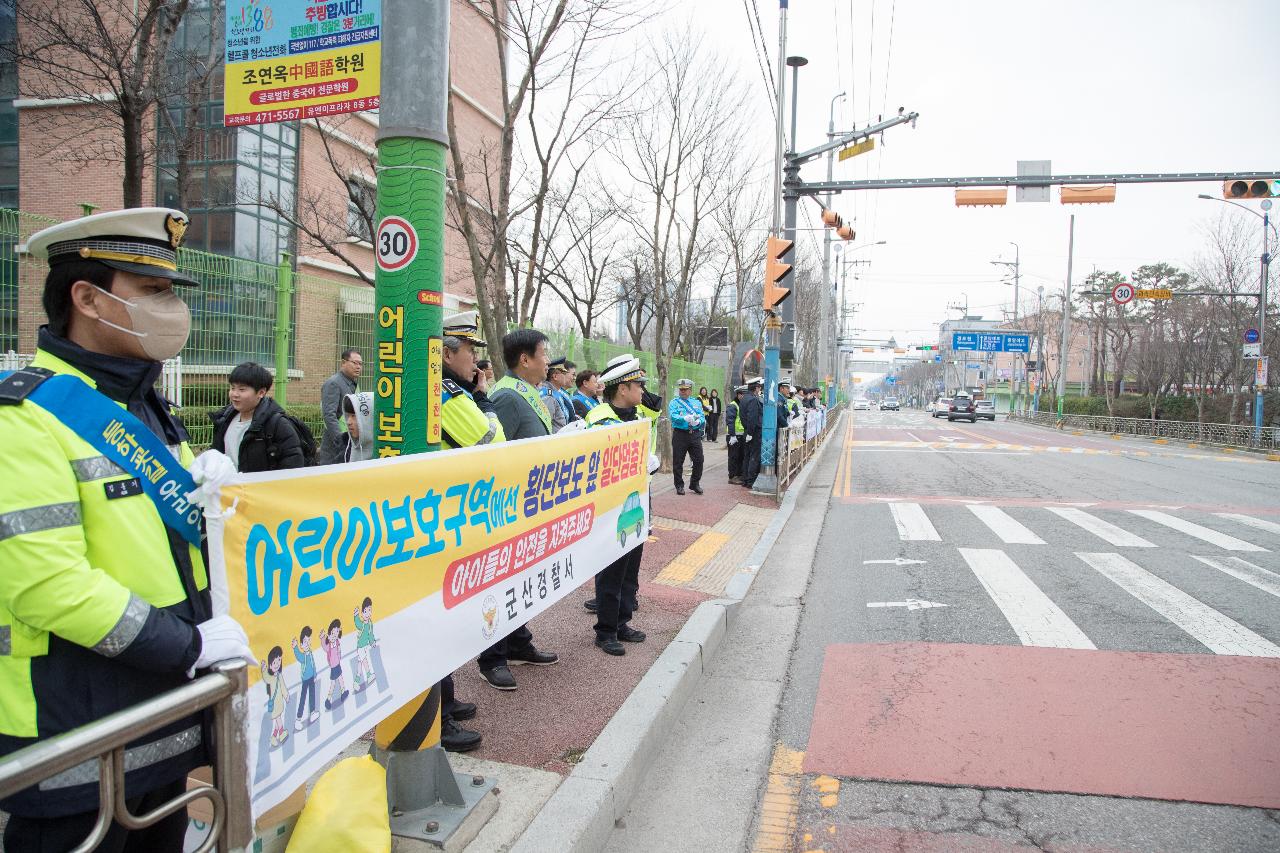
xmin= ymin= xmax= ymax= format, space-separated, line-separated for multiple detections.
xmin=744 ymin=0 xmax=777 ymax=116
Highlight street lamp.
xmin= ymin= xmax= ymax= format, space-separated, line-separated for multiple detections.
xmin=1197 ymin=193 xmax=1272 ymax=439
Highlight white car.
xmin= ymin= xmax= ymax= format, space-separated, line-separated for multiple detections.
xmin=853 ymin=399 xmax=871 ymax=411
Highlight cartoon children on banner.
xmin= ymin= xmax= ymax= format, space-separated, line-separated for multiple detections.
xmin=291 ymin=626 xmax=319 ymax=731
xmin=352 ymin=597 xmax=378 ymax=692
xmin=261 ymin=647 xmax=289 ymax=747
xmin=321 ymin=618 xmax=349 ymax=710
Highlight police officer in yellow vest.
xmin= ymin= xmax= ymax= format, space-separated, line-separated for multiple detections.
xmin=585 ymin=354 xmax=660 ymax=655
xmin=0 ymin=209 xmax=254 ymax=851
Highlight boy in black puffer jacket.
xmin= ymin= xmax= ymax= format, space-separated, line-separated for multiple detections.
xmin=211 ymin=361 xmax=307 ymax=472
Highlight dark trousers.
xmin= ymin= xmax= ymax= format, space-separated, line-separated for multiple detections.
xmin=727 ymin=435 xmax=743 ymax=479
xmin=4 ymin=779 xmax=188 ymax=853
xmin=441 ymin=673 xmax=463 ymax=721
xmin=478 ymin=624 xmax=534 ymax=671
xmin=295 ymin=676 xmax=317 ymax=719
xmin=671 ymin=428 xmax=704 ymax=489
xmin=594 ymin=544 xmax=643 ymax=637
xmin=705 ymin=416 xmax=718 ymax=441
xmin=741 ymin=434 xmax=761 ymax=486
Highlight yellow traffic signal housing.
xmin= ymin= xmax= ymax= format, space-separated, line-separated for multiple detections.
xmin=955 ymin=188 xmax=1007 ymax=207
xmin=1061 ymin=185 xmax=1116 ymax=204
xmin=821 ymin=209 xmax=843 ymax=228
xmin=1223 ymin=177 xmax=1280 ymax=199
xmin=763 ymin=235 xmax=793 ymax=311
xmin=837 ymin=225 xmax=855 ymax=240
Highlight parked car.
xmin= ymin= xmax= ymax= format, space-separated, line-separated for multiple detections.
xmin=976 ymin=400 xmax=996 ymax=421
xmin=932 ymin=397 xmax=951 ymax=418
xmin=880 ymin=397 xmax=900 ymax=411
xmin=853 ymin=399 xmax=871 ymax=411
xmin=948 ymin=394 xmax=977 ymax=423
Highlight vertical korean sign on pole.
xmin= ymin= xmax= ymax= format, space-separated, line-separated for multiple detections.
xmin=224 ymin=0 xmax=382 ymax=126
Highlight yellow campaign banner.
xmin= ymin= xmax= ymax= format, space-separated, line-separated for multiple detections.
xmin=224 ymin=1 xmax=381 ymax=127
xmin=207 ymin=422 xmax=650 ymax=817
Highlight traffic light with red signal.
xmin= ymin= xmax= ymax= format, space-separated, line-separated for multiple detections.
xmin=763 ymin=235 xmax=792 ymax=311
xmin=1223 ymin=176 xmax=1280 ymax=199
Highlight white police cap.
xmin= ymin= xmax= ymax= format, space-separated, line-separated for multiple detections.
xmin=24 ymin=207 xmax=198 ymax=287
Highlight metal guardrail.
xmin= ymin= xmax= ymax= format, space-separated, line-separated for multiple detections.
xmin=777 ymin=405 xmax=842 ymax=494
xmin=0 ymin=660 xmax=253 ymax=853
xmin=1010 ymin=411 xmax=1280 ymax=451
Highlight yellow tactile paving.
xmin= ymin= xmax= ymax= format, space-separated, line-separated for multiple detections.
xmin=751 ymin=743 xmax=806 ymax=853
xmin=652 ymin=531 xmax=731 ymax=585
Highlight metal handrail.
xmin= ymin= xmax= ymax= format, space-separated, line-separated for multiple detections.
xmin=0 ymin=660 xmax=253 ymax=853
xmin=1010 ymin=410 xmax=1280 ymax=450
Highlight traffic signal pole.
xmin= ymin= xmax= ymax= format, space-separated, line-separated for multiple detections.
xmin=1056 ymin=215 xmax=1075 ymax=417
xmin=1257 ymin=207 xmax=1270 ymax=440
xmin=372 ymin=0 xmax=497 ymax=843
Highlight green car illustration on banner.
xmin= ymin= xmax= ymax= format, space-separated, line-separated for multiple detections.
xmin=617 ymin=491 xmax=645 ymax=546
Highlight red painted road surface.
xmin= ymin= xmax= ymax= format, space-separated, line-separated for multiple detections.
xmin=804 ymin=643 xmax=1280 ymax=809
xmin=820 ymin=825 xmax=1126 ymax=853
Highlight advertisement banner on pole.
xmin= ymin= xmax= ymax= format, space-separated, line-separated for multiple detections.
xmin=207 ymin=422 xmax=650 ymax=816
xmin=1258 ymin=356 xmax=1269 ymax=387
xmin=224 ymin=0 xmax=382 ymax=127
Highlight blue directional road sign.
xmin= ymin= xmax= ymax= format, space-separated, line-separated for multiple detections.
xmin=934 ymin=355 xmax=942 ymax=363
xmin=952 ymin=331 xmax=1030 ymax=353
xmin=886 ymin=376 xmax=897 ymax=384
xmin=1245 ymin=328 xmax=1260 ymax=344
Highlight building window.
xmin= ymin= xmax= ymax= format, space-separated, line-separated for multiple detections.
xmin=347 ymin=177 xmax=375 ymax=242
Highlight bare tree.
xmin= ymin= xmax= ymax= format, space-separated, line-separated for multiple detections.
xmin=6 ymin=0 xmax=197 ymax=207
xmin=535 ymin=184 xmax=625 ymax=337
xmin=714 ymin=180 xmax=768 ymax=346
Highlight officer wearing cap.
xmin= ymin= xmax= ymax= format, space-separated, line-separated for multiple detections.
xmin=739 ymin=376 xmax=764 ymax=487
xmin=584 ymin=355 xmax=659 ymax=655
xmin=540 ymin=356 xmax=579 ymax=431
xmin=779 ymin=379 xmax=802 ymax=420
xmin=724 ymin=384 xmax=747 ymax=484
xmin=0 ymin=208 xmax=254 ymax=849
xmin=668 ymin=378 xmax=705 ymax=495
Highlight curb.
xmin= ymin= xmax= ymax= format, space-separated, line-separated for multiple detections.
xmin=1010 ymin=415 xmax=1280 ymax=459
xmin=508 ymin=414 xmax=843 ymax=853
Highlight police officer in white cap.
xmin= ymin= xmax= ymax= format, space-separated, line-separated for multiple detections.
xmin=0 ymin=208 xmax=254 ymax=849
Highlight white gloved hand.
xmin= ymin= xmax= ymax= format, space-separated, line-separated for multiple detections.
xmin=186 ymin=450 xmax=237 ymax=518
xmin=745 ymin=434 xmax=754 ymax=443
xmin=727 ymin=436 xmax=738 ymax=446
xmin=648 ymin=453 xmax=661 ymax=474
xmin=190 ymin=614 xmax=257 ymax=677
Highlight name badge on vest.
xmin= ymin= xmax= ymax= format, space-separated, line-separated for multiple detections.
xmin=104 ymin=478 xmax=144 ymax=500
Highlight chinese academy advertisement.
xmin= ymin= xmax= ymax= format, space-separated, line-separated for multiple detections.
xmin=206 ymin=421 xmax=650 ymax=816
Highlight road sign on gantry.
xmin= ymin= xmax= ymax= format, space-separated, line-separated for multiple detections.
xmin=1112 ymin=283 xmax=1134 ymax=305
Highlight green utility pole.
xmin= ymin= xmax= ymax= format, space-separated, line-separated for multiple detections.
xmin=273 ymin=252 xmax=292 ymax=406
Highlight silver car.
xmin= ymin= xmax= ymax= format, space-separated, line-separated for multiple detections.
xmin=976 ymin=399 xmax=996 ymax=421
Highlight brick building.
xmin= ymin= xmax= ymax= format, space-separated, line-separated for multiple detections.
xmin=1 ymin=0 xmax=502 ymax=405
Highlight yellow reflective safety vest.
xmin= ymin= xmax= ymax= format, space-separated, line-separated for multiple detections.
xmin=441 ymin=377 xmax=506 ymax=449
xmin=0 ymin=343 xmax=208 ymax=817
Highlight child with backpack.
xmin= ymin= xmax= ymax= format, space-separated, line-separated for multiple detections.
xmin=211 ymin=361 xmax=316 ymax=472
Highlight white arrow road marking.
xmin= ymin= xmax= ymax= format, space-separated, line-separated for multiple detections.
xmin=959 ymin=548 xmax=1095 ymax=649
xmin=867 ymin=599 xmax=949 ymax=611
xmin=1128 ymin=510 xmax=1267 ymax=552
xmin=1079 ymin=552 xmax=1280 ymax=657
xmin=1190 ymin=555 xmax=1280 ymax=599
xmin=863 ymin=558 xmax=929 ymax=566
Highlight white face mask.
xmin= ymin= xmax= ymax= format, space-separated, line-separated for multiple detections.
xmin=92 ymin=284 xmax=191 ymax=361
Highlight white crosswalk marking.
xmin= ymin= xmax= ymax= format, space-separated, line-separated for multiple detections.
xmin=1078 ymin=552 xmax=1280 ymax=657
xmin=958 ymin=548 xmax=1095 ymax=649
xmin=967 ymin=505 xmax=1045 ymax=545
xmin=1127 ymin=510 xmax=1268 ymax=552
xmin=1214 ymin=513 xmax=1280 ymax=537
xmin=1045 ymin=507 xmax=1155 ymax=547
xmin=1190 ymin=555 xmax=1280 ymax=600
xmin=889 ymin=502 xmax=940 ymax=541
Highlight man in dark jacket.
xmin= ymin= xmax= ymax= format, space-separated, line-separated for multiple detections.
xmin=739 ymin=377 xmax=764 ymax=488
xmin=211 ymin=361 xmax=307 ymax=472
xmin=317 ymin=348 xmax=361 ymax=463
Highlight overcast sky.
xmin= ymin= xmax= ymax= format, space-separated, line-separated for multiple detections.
xmin=673 ymin=0 xmax=1279 ymax=353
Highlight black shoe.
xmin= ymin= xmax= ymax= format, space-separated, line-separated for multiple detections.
xmin=595 ymin=635 xmax=625 ymax=656
xmin=441 ymin=718 xmax=482 ymax=752
xmin=728 ymin=476 xmax=742 ymax=484
xmin=480 ymin=665 xmax=517 ymax=690
xmin=675 ymin=485 xmax=685 ymax=495
xmin=617 ymin=625 xmax=647 ymax=643
xmin=583 ymin=598 xmax=599 ymax=612
xmin=690 ymin=484 xmax=703 ymax=495
xmin=448 ymin=701 xmax=477 ymax=722
xmin=508 ymin=647 xmax=559 ymax=666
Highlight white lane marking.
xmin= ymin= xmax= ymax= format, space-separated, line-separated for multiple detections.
xmin=863 ymin=558 xmax=928 ymax=566
xmin=1190 ymin=555 xmax=1280 ymax=599
xmin=866 ymin=599 xmax=948 ymax=611
xmin=1127 ymin=510 xmax=1268 ymax=552
xmin=958 ymin=548 xmax=1095 ymax=649
xmin=889 ymin=502 xmax=941 ymax=541
xmin=1078 ymin=552 xmax=1280 ymax=657
xmin=1045 ymin=507 xmax=1155 ymax=548
xmin=1214 ymin=513 xmax=1280 ymax=537
xmin=968 ymin=505 xmax=1045 ymax=545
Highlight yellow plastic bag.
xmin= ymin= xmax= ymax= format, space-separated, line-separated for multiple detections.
xmin=286 ymin=755 xmax=390 ymax=853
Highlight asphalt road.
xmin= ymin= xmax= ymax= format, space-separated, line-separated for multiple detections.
xmin=775 ymin=408 xmax=1280 ymax=852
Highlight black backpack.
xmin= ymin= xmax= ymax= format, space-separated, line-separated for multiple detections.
xmin=267 ymin=410 xmax=319 ymax=466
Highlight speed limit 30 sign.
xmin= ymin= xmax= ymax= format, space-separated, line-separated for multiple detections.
xmin=376 ymin=216 xmax=419 ymax=272
xmin=1112 ymin=282 xmax=1134 ymax=305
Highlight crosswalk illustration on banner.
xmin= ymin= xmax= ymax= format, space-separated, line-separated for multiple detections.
xmin=866 ymin=501 xmax=1280 ymax=658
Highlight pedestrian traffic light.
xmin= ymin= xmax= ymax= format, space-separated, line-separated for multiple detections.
xmin=764 ymin=235 xmax=793 ymax=311
xmin=1222 ymin=176 xmax=1280 ymax=199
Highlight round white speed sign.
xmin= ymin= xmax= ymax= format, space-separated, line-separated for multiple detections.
xmin=375 ymin=217 xmax=418 ymax=272
xmin=1112 ymin=283 xmax=1134 ymax=305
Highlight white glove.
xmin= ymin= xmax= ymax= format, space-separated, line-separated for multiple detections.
xmin=745 ymin=434 xmax=753 ymax=443
xmin=728 ymin=436 xmax=738 ymax=446
xmin=186 ymin=450 xmax=237 ymax=518
xmin=648 ymin=454 xmax=661 ymax=474
xmin=190 ymin=614 xmax=257 ymax=677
